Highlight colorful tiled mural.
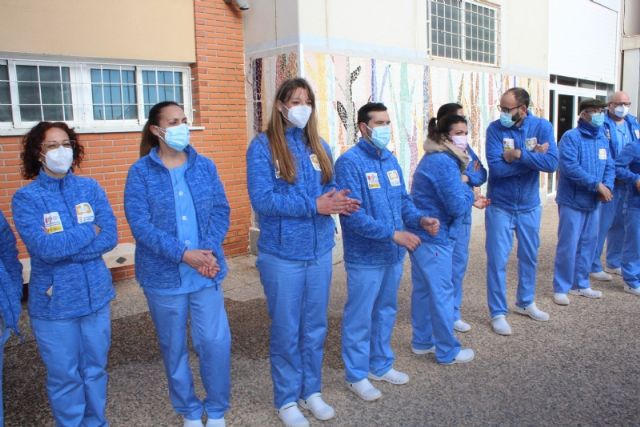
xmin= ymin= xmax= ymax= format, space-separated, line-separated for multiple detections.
xmin=248 ymin=51 xmax=549 ymax=189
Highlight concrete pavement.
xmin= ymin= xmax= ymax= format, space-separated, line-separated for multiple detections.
xmin=4 ymin=202 xmax=640 ymax=426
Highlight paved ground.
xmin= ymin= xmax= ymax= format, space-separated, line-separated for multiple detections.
xmin=5 ymin=202 xmax=640 ymax=426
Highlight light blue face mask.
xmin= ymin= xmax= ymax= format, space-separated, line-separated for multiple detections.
xmin=590 ymin=112 xmax=605 ymax=127
xmin=367 ymin=125 xmax=392 ymax=149
xmin=160 ymin=123 xmax=190 ymax=151
xmin=499 ymin=112 xmax=516 ymax=128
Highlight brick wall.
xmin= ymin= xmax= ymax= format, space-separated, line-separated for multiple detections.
xmin=0 ymin=0 xmax=250 ymax=281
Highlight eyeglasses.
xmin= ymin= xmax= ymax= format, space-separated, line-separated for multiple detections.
xmin=42 ymin=140 xmax=75 ymax=151
xmin=610 ymin=102 xmax=631 ymax=107
xmin=497 ymin=104 xmax=523 ymax=113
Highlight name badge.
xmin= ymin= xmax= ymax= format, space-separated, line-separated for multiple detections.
xmin=524 ymin=137 xmax=537 ymax=151
xmin=43 ymin=212 xmax=64 ymax=234
xmin=605 ymin=128 xmax=611 ymax=140
xmin=599 ymin=148 xmax=607 ymax=160
xmin=309 ymin=154 xmax=321 ymax=171
xmin=387 ymin=170 xmax=401 ymax=187
xmin=75 ymin=203 xmax=95 ymax=224
xmin=274 ymin=159 xmax=281 ymax=179
xmin=366 ymin=172 xmax=381 ymax=189
xmin=502 ymin=138 xmax=514 ymax=150
xmin=635 ymin=129 xmax=640 ymax=139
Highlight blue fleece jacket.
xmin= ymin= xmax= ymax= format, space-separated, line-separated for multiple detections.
xmin=335 ymin=138 xmax=423 ymax=266
xmin=125 ymin=146 xmax=230 ymax=290
xmin=0 ymin=210 xmax=22 ymax=333
xmin=615 ymin=140 xmax=640 ymax=209
xmin=409 ymin=151 xmax=474 ymax=244
xmin=556 ymin=119 xmax=615 ymax=212
xmin=12 ymin=172 xmax=117 ymax=320
xmin=247 ymin=128 xmax=337 ymax=261
xmin=603 ymin=113 xmax=640 ymax=159
xmin=462 ymin=146 xmax=487 ymax=224
xmin=486 ymin=112 xmax=558 ymax=212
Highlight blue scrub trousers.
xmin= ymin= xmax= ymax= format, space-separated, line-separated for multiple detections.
xmin=452 ymin=219 xmax=472 ymax=321
xmin=622 ymin=207 xmax=640 ymax=289
xmin=485 ymin=205 xmax=541 ymax=318
xmin=592 ymin=185 xmax=626 ymax=272
xmin=342 ymin=261 xmax=403 ymax=383
xmin=410 ymin=242 xmax=460 ymax=363
xmin=256 ymin=250 xmax=332 ymax=409
xmin=0 ymin=320 xmax=8 ymax=427
xmin=553 ymin=205 xmax=599 ymax=294
xmin=145 ymin=285 xmax=231 ymax=421
xmin=30 ymin=304 xmax=111 ymax=427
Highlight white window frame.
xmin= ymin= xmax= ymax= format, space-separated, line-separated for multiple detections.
xmin=0 ymin=57 xmax=193 ymax=134
xmin=427 ymin=0 xmax=500 ymax=67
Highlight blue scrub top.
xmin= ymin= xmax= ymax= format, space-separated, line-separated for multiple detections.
xmin=616 ymin=121 xmax=632 ymax=153
xmin=145 ymin=161 xmax=213 ymax=295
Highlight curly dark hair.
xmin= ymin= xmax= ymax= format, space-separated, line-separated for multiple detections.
xmin=20 ymin=121 xmax=84 ymax=180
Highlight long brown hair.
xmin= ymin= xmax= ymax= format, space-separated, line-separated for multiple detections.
xmin=266 ymin=78 xmax=332 ymax=184
xmin=139 ymin=101 xmax=181 ymax=157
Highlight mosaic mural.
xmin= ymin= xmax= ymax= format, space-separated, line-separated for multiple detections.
xmin=248 ymin=51 xmax=549 ymax=189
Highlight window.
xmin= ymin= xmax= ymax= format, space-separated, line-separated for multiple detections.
xmin=0 ymin=59 xmax=192 ymax=131
xmin=429 ymin=0 xmax=499 ymax=65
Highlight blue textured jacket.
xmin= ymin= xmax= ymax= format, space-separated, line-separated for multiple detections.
xmin=12 ymin=172 xmax=117 ymax=320
xmin=335 ymin=138 xmax=422 ymax=266
xmin=603 ymin=113 xmax=640 ymax=159
xmin=409 ymin=150 xmax=474 ymax=245
xmin=247 ymin=129 xmax=337 ymax=261
xmin=0 ymin=210 xmax=22 ymax=333
xmin=125 ymin=146 xmax=230 ymax=290
xmin=556 ymin=119 xmax=615 ymax=211
xmin=462 ymin=146 xmax=487 ymax=224
xmin=615 ymin=140 xmax=640 ymax=209
xmin=486 ymin=112 xmax=558 ymax=212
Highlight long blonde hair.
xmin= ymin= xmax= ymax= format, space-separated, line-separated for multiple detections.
xmin=266 ymin=78 xmax=332 ymax=184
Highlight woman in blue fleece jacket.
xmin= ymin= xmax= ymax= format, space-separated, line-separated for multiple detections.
xmin=12 ymin=122 xmax=117 ymax=427
xmin=246 ymin=78 xmax=358 ymax=427
xmin=409 ymin=114 xmax=487 ymax=365
xmin=0 ymin=209 xmax=22 ymax=427
xmin=124 ymin=102 xmax=231 ymax=427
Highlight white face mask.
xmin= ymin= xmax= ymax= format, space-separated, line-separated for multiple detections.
xmin=44 ymin=147 xmax=74 ymax=175
xmin=284 ymin=105 xmax=312 ymax=129
xmin=450 ymin=135 xmax=468 ymax=151
xmin=613 ymin=105 xmax=630 ymax=119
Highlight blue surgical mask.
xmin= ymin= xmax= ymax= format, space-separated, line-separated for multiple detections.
xmin=499 ymin=112 xmax=516 ymax=128
xmin=366 ymin=125 xmax=392 ymax=149
xmin=590 ymin=112 xmax=605 ymax=127
xmin=159 ymin=123 xmax=190 ymax=151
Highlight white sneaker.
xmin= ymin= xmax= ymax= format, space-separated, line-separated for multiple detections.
xmin=624 ymin=284 xmax=640 ymax=296
xmin=490 ymin=315 xmax=512 ymax=335
xmin=605 ymin=267 xmax=622 ymax=276
xmin=441 ymin=348 xmax=475 ymax=365
xmin=590 ymin=271 xmax=612 ymax=281
xmin=569 ymin=288 xmax=603 ymax=299
xmin=411 ymin=346 xmax=435 ymax=355
xmin=513 ymin=302 xmax=550 ymax=321
xmin=347 ymin=378 xmax=382 ymax=401
xmin=298 ymin=393 xmax=335 ymax=421
xmin=184 ymin=418 xmax=204 ymax=427
xmin=277 ymin=403 xmax=309 ymax=427
xmin=553 ymin=293 xmax=570 ymax=306
xmin=205 ymin=418 xmax=225 ymax=427
xmin=454 ymin=319 xmax=472 ymax=332
xmin=368 ymin=368 xmax=409 ymax=385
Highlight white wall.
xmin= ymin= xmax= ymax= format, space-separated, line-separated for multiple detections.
xmin=548 ymin=0 xmax=620 ymax=83
xmin=501 ymin=0 xmax=549 ymax=78
xmin=243 ymin=0 xmax=300 ymax=55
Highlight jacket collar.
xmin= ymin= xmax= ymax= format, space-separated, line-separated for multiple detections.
xmin=577 ymin=118 xmax=603 ymax=138
xmin=357 ymin=137 xmax=392 ymax=160
xmin=423 ymin=136 xmax=470 ymax=172
xmin=36 ymin=169 xmax=75 ymax=191
xmin=149 ymin=145 xmax=197 ymax=169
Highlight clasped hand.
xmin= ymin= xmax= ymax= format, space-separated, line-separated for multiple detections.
xmin=183 ymin=249 xmax=220 ymax=278
xmin=316 ymin=189 xmax=361 ymax=216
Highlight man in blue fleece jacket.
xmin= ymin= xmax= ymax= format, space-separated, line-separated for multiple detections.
xmin=553 ymin=98 xmax=615 ymax=305
xmin=590 ymin=91 xmax=640 ymax=281
xmin=335 ymin=103 xmax=439 ymax=402
xmin=485 ymin=87 xmax=558 ymax=335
